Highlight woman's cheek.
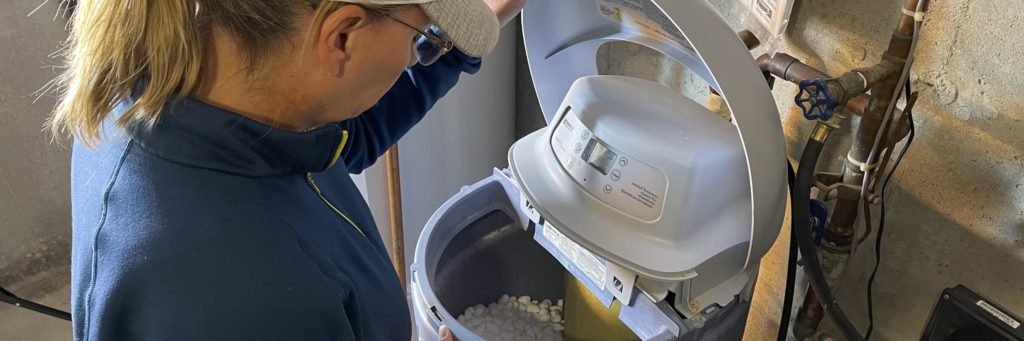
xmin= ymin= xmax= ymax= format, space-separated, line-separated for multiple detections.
xmin=375 ymin=68 xmax=405 ymax=103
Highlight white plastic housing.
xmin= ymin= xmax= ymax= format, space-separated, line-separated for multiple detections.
xmin=510 ymin=76 xmax=751 ymax=281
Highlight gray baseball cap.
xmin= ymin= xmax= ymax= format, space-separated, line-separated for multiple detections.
xmin=337 ymin=0 xmax=500 ymax=57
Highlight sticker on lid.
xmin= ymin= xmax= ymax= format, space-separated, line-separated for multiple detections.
xmin=543 ymin=224 xmax=607 ymax=289
xmin=977 ymin=300 xmax=1021 ymax=329
xmin=594 ymin=0 xmax=694 ymax=50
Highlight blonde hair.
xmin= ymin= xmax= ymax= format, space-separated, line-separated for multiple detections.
xmin=49 ymin=0 xmax=401 ymax=147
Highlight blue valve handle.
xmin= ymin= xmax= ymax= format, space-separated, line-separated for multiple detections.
xmin=796 ymin=79 xmax=838 ymax=121
xmin=809 ymin=199 xmax=829 ymax=246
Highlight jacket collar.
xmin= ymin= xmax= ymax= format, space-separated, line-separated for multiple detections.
xmin=127 ymin=97 xmax=348 ymax=177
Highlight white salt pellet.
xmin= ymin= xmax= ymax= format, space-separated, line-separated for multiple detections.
xmin=456 ymin=293 xmax=565 ymax=341
xmin=557 ymin=299 xmax=564 ymax=307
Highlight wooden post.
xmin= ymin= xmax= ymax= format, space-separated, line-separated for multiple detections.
xmin=385 ymin=145 xmax=407 ymax=293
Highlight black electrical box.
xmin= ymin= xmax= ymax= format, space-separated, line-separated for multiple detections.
xmin=921 ymin=284 xmax=1023 ymax=341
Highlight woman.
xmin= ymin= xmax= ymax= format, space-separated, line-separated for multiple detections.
xmin=52 ymin=0 xmax=524 ymax=339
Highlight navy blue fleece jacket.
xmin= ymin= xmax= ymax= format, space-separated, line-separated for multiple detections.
xmin=69 ymin=50 xmax=481 ymax=340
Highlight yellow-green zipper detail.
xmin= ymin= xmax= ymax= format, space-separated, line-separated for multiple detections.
xmin=327 ymin=130 xmax=349 ymax=169
xmin=306 ymin=172 xmax=366 ymax=237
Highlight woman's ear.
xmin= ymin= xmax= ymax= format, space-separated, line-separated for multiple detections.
xmin=316 ymin=5 xmax=370 ymax=77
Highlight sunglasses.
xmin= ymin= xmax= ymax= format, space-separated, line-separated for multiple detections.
xmin=387 ymin=16 xmax=454 ymax=66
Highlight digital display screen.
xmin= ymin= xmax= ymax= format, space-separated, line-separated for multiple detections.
xmin=582 ymin=138 xmax=617 ymax=175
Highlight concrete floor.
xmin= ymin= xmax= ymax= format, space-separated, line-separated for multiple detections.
xmin=0 ymin=268 xmax=783 ymax=341
xmin=0 ymin=267 xmax=72 ymax=341
xmin=0 ymin=265 xmax=792 ymax=341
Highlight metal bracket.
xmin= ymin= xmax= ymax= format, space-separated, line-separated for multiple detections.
xmin=814 ymin=172 xmax=862 ymax=201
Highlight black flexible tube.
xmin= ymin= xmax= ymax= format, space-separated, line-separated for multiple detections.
xmin=865 ymin=110 xmax=915 ymax=339
xmin=793 ymin=138 xmax=865 ymax=341
xmin=0 ymin=286 xmax=72 ymax=321
xmin=777 ymin=162 xmax=798 ymax=341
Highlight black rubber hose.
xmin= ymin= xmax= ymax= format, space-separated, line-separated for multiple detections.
xmin=792 ymin=138 xmax=865 ymax=341
xmin=0 ymin=286 xmax=72 ymax=321
xmin=777 ymin=162 xmax=798 ymax=341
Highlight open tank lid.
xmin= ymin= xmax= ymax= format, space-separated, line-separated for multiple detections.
xmin=518 ymin=0 xmax=787 ymax=276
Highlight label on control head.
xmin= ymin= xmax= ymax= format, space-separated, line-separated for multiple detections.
xmin=543 ymin=224 xmax=606 ymax=289
xmin=550 ymin=108 xmax=669 ymax=222
xmin=594 ymin=0 xmax=694 ymax=50
xmin=977 ymin=300 xmax=1021 ymax=329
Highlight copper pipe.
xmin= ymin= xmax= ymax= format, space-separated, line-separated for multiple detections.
xmin=897 ymin=0 xmax=929 ymax=34
xmin=756 ymin=53 xmax=876 ymax=116
xmin=756 ymin=53 xmax=829 ymax=84
xmin=847 ymin=95 xmax=870 ymax=114
xmin=792 ymin=109 xmax=884 ymax=340
xmin=838 ymin=112 xmax=885 ymax=238
xmin=854 ymin=61 xmax=903 ymax=86
xmin=756 ymin=54 xmax=900 ymax=89
xmin=792 ymin=0 xmax=928 ymax=336
xmin=385 ymin=146 xmax=407 ymax=293
xmin=792 ymin=292 xmax=825 ymax=339
xmin=873 ymin=109 xmax=913 ymax=189
xmin=856 ymin=111 xmax=910 ymax=245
